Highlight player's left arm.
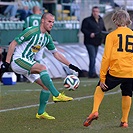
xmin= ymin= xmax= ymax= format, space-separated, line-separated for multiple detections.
xmin=53 ymin=51 xmax=70 ymax=66
xmin=46 ymin=35 xmax=82 ymax=73
xmin=45 ymin=35 xmax=70 ymax=65
xmin=53 ymin=51 xmax=82 ymax=74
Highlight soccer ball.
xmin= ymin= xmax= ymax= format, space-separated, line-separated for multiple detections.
xmin=63 ymin=75 xmax=80 ymax=91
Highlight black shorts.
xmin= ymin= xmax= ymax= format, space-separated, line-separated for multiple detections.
xmin=97 ymin=72 xmax=133 ymax=97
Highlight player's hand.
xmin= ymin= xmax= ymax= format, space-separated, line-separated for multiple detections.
xmin=69 ymin=64 xmax=83 ymax=77
xmin=1 ymin=62 xmax=10 ymax=73
xmin=100 ymin=82 xmax=108 ymax=90
xmin=69 ymin=64 xmax=81 ymax=72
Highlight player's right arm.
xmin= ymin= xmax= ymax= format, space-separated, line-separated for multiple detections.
xmin=6 ymin=27 xmax=32 ymax=63
xmin=1 ymin=27 xmax=34 ymax=72
xmin=6 ymin=40 xmax=18 ymax=63
xmin=1 ymin=40 xmax=18 ymax=72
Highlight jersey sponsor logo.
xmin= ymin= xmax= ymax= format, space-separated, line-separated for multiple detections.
xmin=31 ymin=45 xmax=41 ymax=53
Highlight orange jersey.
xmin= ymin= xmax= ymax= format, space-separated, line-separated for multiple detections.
xmin=100 ymin=27 xmax=133 ymax=82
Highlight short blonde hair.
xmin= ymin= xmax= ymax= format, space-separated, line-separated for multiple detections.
xmin=112 ymin=9 xmax=132 ymax=26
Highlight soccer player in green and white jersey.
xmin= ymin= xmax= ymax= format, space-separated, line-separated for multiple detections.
xmin=23 ymin=6 xmax=42 ymax=30
xmin=1 ymin=13 xmax=82 ymax=120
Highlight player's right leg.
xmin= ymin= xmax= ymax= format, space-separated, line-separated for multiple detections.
xmin=35 ymin=89 xmax=55 ymax=120
xmin=83 ymin=73 xmax=123 ymax=127
xmin=83 ymin=86 xmax=103 ymax=127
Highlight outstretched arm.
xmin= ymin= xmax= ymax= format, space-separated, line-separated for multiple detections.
xmin=53 ymin=51 xmax=82 ymax=76
xmin=53 ymin=51 xmax=70 ymax=66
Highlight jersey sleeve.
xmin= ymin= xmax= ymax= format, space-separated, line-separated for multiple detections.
xmin=14 ymin=27 xmax=33 ymax=45
xmin=46 ymin=34 xmax=57 ymax=53
xmin=100 ymin=34 xmax=113 ymax=82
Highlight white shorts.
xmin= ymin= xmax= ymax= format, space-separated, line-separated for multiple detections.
xmin=11 ymin=58 xmax=40 ymax=83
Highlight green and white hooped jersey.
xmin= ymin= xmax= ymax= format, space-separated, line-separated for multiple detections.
xmin=13 ymin=26 xmax=56 ymax=61
xmin=23 ymin=14 xmax=41 ymax=29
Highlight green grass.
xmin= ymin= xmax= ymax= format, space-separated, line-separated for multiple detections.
xmin=0 ymin=78 xmax=133 ymax=133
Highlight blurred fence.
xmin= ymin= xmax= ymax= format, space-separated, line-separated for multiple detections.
xmin=53 ymin=20 xmax=80 ymax=29
xmin=0 ymin=20 xmax=80 ymax=46
xmin=0 ymin=20 xmax=80 ymax=30
xmin=51 ymin=20 xmax=80 ymax=43
xmin=0 ymin=21 xmax=24 ymax=30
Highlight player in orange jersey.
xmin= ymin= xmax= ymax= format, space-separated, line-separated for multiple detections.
xmin=83 ymin=9 xmax=133 ymax=128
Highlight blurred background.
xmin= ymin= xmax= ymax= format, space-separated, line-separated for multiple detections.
xmin=0 ymin=0 xmax=133 ymax=45
xmin=0 ymin=0 xmax=133 ymax=80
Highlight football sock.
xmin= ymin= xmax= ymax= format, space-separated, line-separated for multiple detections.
xmin=38 ymin=90 xmax=50 ymax=115
xmin=40 ymin=70 xmax=59 ymax=97
xmin=121 ymin=96 xmax=132 ymax=123
xmin=92 ymin=86 xmax=104 ymax=113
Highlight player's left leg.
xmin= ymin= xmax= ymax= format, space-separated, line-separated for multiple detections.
xmin=39 ymin=70 xmax=73 ymax=102
xmin=31 ymin=63 xmax=73 ymax=101
xmin=92 ymin=86 xmax=104 ymax=113
xmin=120 ymin=79 xmax=132 ymax=127
xmin=40 ymin=70 xmax=59 ymax=97
xmin=120 ymin=96 xmax=131 ymax=127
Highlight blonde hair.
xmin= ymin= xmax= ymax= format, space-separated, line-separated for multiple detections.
xmin=112 ymin=9 xmax=132 ymax=26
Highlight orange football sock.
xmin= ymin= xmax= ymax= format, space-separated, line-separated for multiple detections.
xmin=121 ymin=96 xmax=132 ymax=123
xmin=92 ymin=86 xmax=104 ymax=113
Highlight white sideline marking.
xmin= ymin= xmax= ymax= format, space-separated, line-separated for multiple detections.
xmin=0 ymin=90 xmax=120 ymax=113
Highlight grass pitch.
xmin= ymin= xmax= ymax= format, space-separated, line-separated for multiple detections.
xmin=0 ymin=78 xmax=133 ymax=133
